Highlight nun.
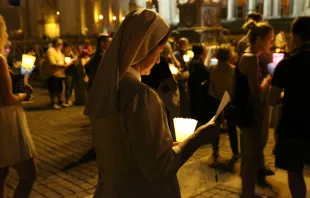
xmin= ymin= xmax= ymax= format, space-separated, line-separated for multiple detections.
xmin=84 ymin=9 xmax=217 ymax=198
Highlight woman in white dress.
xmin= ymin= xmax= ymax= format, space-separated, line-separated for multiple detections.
xmin=0 ymin=16 xmax=37 ymax=198
xmin=84 ymin=9 xmax=217 ymax=198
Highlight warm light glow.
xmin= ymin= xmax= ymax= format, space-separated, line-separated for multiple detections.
xmin=173 ymin=118 xmax=198 ymax=142
xmin=210 ymin=58 xmax=218 ymax=66
xmin=56 ymin=11 xmax=60 ymax=16
xmin=169 ymin=64 xmax=178 ymax=75
xmin=112 ymin=16 xmax=117 ymax=21
xmin=275 ymin=48 xmax=281 ymax=53
xmin=187 ymin=50 xmax=194 ymax=59
xmin=273 ymin=53 xmax=284 ymax=66
xmin=98 ymin=15 xmax=103 ymax=20
xmin=64 ymin=57 xmax=71 ymax=64
xmin=183 ymin=55 xmax=190 ymax=63
xmin=122 ymin=16 xmax=125 ymax=21
xmin=22 ymin=54 xmax=36 ymax=70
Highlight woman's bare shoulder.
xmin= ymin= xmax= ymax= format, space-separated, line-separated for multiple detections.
xmin=240 ymin=53 xmax=257 ymax=64
xmin=0 ymin=54 xmax=8 ymax=70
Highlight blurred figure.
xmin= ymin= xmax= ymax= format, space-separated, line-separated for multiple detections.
xmin=237 ymin=12 xmax=264 ymax=56
xmin=173 ymin=37 xmax=189 ymax=71
xmin=269 ymin=16 xmax=310 ymax=198
xmin=46 ymin=38 xmax=68 ymax=109
xmin=173 ymin=37 xmax=190 ymax=117
xmin=0 ymin=15 xmax=38 ymax=198
xmin=207 ymin=44 xmax=239 ymax=161
xmin=169 ymin=30 xmax=180 ymax=51
xmin=188 ymin=43 xmax=209 ymax=124
xmin=63 ymin=41 xmax=77 ymax=106
xmin=85 ymin=34 xmax=112 ymax=91
xmin=79 ymin=39 xmax=93 ymax=66
xmin=235 ymin=20 xmax=274 ymax=197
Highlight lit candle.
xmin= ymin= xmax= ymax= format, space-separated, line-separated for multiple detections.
xmin=183 ymin=55 xmax=190 ymax=63
xmin=22 ymin=54 xmax=36 ymax=85
xmin=272 ymin=53 xmax=284 ymax=66
xmin=210 ymin=58 xmax=218 ymax=66
xmin=173 ymin=118 xmax=198 ymax=142
xmin=169 ymin=64 xmax=178 ymax=75
xmin=22 ymin=54 xmax=36 ymax=70
xmin=65 ymin=57 xmax=72 ymax=64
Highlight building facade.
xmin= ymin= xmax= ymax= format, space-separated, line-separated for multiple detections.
xmin=0 ymin=0 xmax=308 ymax=38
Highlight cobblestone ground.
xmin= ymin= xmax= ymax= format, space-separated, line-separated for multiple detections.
xmin=5 ymin=88 xmax=310 ymax=198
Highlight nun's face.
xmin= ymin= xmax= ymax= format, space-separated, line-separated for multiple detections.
xmin=139 ymin=44 xmax=166 ymax=75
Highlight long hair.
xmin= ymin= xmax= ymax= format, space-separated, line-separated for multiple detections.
xmin=0 ymin=16 xmax=7 ymax=54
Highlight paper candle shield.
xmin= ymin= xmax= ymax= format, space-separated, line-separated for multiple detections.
xmin=183 ymin=55 xmax=190 ymax=63
xmin=65 ymin=57 xmax=71 ymax=64
xmin=173 ymin=118 xmax=198 ymax=142
xmin=272 ymin=53 xmax=284 ymax=66
xmin=169 ymin=64 xmax=178 ymax=75
xmin=22 ymin=54 xmax=36 ymax=70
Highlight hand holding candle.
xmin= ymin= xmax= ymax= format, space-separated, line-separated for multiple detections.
xmin=22 ymin=54 xmax=36 ymax=85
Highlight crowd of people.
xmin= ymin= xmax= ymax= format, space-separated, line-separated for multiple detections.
xmin=0 ymin=8 xmax=310 ymax=198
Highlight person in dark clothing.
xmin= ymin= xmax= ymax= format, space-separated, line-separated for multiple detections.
xmin=188 ymin=43 xmax=209 ymax=124
xmin=269 ymin=16 xmax=310 ymax=198
xmin=63 ymin=42 xmax=77 ymax=106
xmin=85 ymin=34 xmax=112 ymax=91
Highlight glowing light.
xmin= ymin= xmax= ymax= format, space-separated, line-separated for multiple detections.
xmin=112 ymin=16 xmax=117 ymax=21
xmin=56 ymin=11 xmax=60 ymax=15
xmin=98 ymin=15 xmax=103 ymax=20
xmin=22 ymin=54 xmax=36 ymax=70
xmin=210 ymin=58 xmax=218 ymax=66
xmin=64 ymin=57 xmax=71 ymax=64
xmin=273 ymin=53 xmax=284 ymax=66
xmin=183 ymin=55 xmax=190 ymax=63
xmin=122 ymin=16 xmax=125 ymax=21
xmin=169 ymin=64 xmax=178 ymax=75
xmin=173 ymin=118 xmax=198 ymax=142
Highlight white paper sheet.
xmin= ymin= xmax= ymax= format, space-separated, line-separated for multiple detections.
xmin=210 ymin=91 xmax=230 ymax=122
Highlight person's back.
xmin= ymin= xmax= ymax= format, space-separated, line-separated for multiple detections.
xmin=209 ymin=62 xmax=235 ymax=100
xmin=275 ymin=47 xmax=310 ymax=135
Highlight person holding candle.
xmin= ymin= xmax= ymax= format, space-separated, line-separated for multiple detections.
xmin=46 ymin=38 xmax=69 ymax=109
xmin=84 ymin=9 xmax=217 ymax=198
xmin=63 ymin=41 xmax=77 ymax=107
xmin=0 ymin=15 xmax=38 ymax=198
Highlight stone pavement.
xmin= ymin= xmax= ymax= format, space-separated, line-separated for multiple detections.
xmin=5 ymin=88 xmax=310 ymax=198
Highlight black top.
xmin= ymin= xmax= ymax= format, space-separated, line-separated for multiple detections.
xmin=272 ymin=44 xmax=310 ymax=137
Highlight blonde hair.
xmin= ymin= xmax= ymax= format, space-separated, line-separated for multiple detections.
xmin=0 ymin=16 xmax=7 ymax=54
xmin=243 ymin=20 xmax=273 ymax=44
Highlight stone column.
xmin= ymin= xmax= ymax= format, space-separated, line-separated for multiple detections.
xmin=305 ymin=0 xmax=310 ymax=8
xmin=263 ymin=0 xmax=272 ymax=18
xmin=272 ymin=0 xmax=281 ymax=17
xmin=292 ymin=0 xmax=305 ymax=16
xmin=170 ymin=0 xmax=179 ymax=25
xmin=157 ymin=0 xmax=171 ymax=24
xmin=227 ymin=0 xmax=236 ymax=20
xmin=247 ymin=0 xmax=256 ymax=15
xmin=58 ymin=0 xmax=82 ymax=35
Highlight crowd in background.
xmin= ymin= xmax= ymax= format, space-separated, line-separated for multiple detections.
xmin=1 ymin=9 xmax=310 ymax=198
